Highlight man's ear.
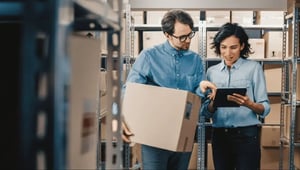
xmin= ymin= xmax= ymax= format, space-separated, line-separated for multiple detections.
xmin=164 ymin=32 xmax=169 ymax=38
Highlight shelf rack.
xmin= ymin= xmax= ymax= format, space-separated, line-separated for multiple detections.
xmin=1 ymin=0 xmax=124 ymax=169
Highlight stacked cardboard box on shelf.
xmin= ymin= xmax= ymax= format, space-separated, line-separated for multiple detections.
xmin=295 ymin=147 xmax=300 ymax=169
xmin=260 ymin=146 xmax=289 ymax=170
xmin=188 ymin=143 xmax=214 ymax=170
xmin=261 ymin=127 xmax=281 ymax=147
xmin=248 ymin=38 xmax=265 ymax=59
xmin=289 ymin=63 xmax=300 ymax=101
xmin=256 ymin=11 xmax=284 ymax=26
xmin=283 ymin=105 xmax=300 ymax=143
xmin=264 ymin=64 xmax=282 ymax=93
xmin=206 ymin=10 xmax=230 ymax=26
xmin=231 ymin=11 xmax=254 ymax=25
xmin=264 ymin=96 xmax=281 ymax=124
xmin=263 ymin=31 xmax=283 ymax=59
xmin=287 ymin=0 xmax=300 ymax=14
xmin=67 ymin=34 xmax=101 ymax=169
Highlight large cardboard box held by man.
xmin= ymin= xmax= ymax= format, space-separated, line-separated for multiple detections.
xmin=122 ymin=82 xmax=201 ymax=152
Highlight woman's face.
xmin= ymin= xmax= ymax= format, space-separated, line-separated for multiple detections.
xmin=220 ymin=35 xmax=244 ymax=67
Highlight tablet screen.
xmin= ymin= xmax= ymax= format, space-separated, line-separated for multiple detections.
xmin=213 ymin=88 xmax=247 ymax=107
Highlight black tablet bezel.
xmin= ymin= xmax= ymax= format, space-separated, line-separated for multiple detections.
xmin=213 ymin=88 xmax=247 ymax=107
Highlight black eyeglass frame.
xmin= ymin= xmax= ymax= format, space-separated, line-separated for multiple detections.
xmin=171 ymin=31 xmax=195 ymax=42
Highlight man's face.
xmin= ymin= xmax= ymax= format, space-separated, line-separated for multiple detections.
xmin=167 ymin=21 xmax=194 ymax=51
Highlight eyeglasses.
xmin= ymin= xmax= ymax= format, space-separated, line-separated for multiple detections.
xmin=171 ymin=31 xmax=195 ymax=42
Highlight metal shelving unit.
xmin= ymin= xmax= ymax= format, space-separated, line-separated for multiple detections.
xmin=1 ymin=0 xmax=124 ymax=169
xmin=281 ymin=4 xmax=300 ymax=169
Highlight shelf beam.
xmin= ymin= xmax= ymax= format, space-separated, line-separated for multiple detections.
xmin=128 ymin=0 xmax=286 ymax=11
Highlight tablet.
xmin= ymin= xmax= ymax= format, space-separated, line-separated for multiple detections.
xmin=213 ymin=88 xmax=247 ymax=107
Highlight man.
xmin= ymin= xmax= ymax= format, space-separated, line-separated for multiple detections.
xmin=122 ymin=9 xmax=215 ymax=170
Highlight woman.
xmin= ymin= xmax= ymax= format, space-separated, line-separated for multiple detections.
xmin=202 ymin=22 xmax=270 ymax=170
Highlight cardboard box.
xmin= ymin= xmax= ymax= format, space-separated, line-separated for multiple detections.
xmin=143 ymin=31 xmax=199 ymax=54
xmin=122 ymin=82 xmax=201 ymax=152
xmin=263 ymin=31 xmax=283 ymax=59
xmin=256 ymin=11 xmax=284 ymax=26
xmin=261 ymin=147 xmax=289 ymax=170
xmin=67 ymin=34 xmax=101 ymax=169
xmin=287 ymin=0 xmax=300 ymax=14
xmin=207 ymin=143 xmax=214 ymax=170
xmin=99 ymin=70 xmax=108 ymax=118
xmin=283 ymin=105 xmax=300 ymax=143
xmin=206 ymin=11 xmax=230 ymax=26
xmin=264 ymin=64 xmax=282 ymax=93
xmin=146 ymin=11 xmax=167 ymax=24
xmin=248 ymin=38 xmax=265 ymax=59
xmin=188 ymin=143 xmax=198 ymax=169
xmin=131 ymin=11 xmax=144 ymax=25
xmin=261 ymin=126 xmax=281 ymax=147
xmin=295 ymin=147 xmax=300 ymax=169
xmin=264 ymin=96 xmax=281 ymax=124
xmin=231 ymin=11 xmax=254 ymax=25
xmin=289 ymin=63 xmax=300 ymax=101
xmin=146 ymin=10 xmax=204 ymax=26
xmin=188 ymin=142 xmax=214 ymax=170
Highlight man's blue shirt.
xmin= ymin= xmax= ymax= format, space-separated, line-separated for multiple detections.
xmin=125 ymin=40 xmax=204 ymax=97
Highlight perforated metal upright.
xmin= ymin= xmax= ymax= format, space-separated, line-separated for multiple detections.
xmin=18 ymin=0 xmax=73 ymax=169
xmin=287 ymin=5 xmax=299 ymax=170
xmin=0 ymin=0 xmax=124 ymax=169
xmin=197 ymin=10 xmax=207 ymax=170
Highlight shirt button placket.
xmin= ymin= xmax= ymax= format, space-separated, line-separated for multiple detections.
xmin=175 ymin=55 xmax=180 ymax=87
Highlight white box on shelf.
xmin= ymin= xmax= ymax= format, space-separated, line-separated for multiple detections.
xmin=231 ymin=11 xmax=254 ymax=25
xmin=263 ymin=31 xmax=283 ymax=59
xmin=248 ymin=38 xmax=265 ymax=59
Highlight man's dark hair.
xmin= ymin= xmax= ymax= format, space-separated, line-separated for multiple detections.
xmin=161 ymin=9 xmax=194 ymax=35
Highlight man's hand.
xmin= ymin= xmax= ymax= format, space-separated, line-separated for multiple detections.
xmin=122 ymin=122 xmax=134 ymax=143
xmin=199 ymin=80 xmax=217 ymax=100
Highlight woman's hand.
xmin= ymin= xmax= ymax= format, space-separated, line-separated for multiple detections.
xmin=227 ymin=93 xmax=265 ymax=115
xmin=227 ymin=93 xmax=252 ymax=106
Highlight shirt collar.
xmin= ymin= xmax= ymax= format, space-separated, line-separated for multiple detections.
xmin=219 ymin=57 xmax=244 ymax=71
xmin=163 ymin=40 xmax=184 ymax=56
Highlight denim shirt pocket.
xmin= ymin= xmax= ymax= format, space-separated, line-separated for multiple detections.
xmin=185 ymin=75 xmax=198 ymax=91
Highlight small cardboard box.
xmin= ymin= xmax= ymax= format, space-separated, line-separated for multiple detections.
xmin=260 ymin=147 xmax=289 ymax=170
xmin=283 ymin=105 xmax=300 ymax=143
xmin=231 ymin=11 xmax=254 ymax=25
xmin=67 ymin=34 xmax=101 ymax=169
xmin=248 ymin=38 xmax=265 ymax=59
xmin=122 ymin=82 xmax=201 ymax=152
xmin=295 ymin=147 xmax=300 ymax=169
xmin=263 ymin=31 xmax=283 ymax=59
xmin=289 ymin=63 xmax=300 ymax=101
xmin=264 ymin=64 xmax=282 ymax=93
xmin=206 ymin=10 xmax=230 ymax=26
xmin=261 ymin=126 xmax=281 ymax=147
xmin=264 ymin=96 xmax=281 ymax=124
xmin=256 ymin=11 xmax=284 ymax=26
